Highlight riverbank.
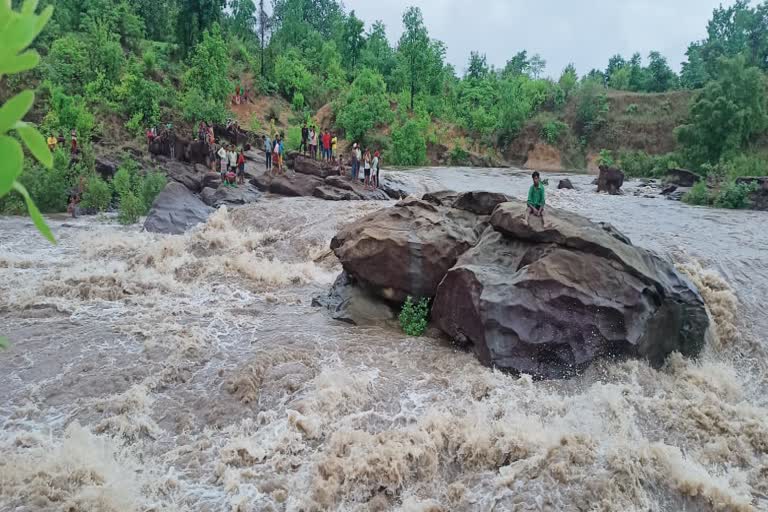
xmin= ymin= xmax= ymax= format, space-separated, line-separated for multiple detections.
xmin=1 ymin=168 xmax=767 ymax=511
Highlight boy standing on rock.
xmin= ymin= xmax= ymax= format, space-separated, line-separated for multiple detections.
xmin=526 ymin=171 xmax=546 ymax=225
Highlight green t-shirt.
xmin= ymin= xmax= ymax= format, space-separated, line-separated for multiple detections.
xmin=527 ymin=184 xmax=545 ymax=208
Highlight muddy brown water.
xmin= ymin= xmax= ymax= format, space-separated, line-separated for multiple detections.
xmin=1 ymin=168 xmax=767 ymax=512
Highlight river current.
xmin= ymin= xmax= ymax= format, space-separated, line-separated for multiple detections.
xmin=1 ymin=168 xmax=766 ymax=512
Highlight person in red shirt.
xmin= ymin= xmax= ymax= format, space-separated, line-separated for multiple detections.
xmin=236 ymin=148 xmax=246 ymax=185
xmin=322 ymin=130 xmax=331 ymax=161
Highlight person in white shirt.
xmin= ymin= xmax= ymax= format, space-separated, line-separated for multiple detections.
xmin=217 ymin=144 xmax=228 ymax=176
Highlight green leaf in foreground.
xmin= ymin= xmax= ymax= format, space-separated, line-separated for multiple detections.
xmin=16 ymin=121 xmax=53 ymax=168
xmin=0 ymin=337 xmax=8 ymax=349
xmin=0 ymin=90 xmax=33 ymax=134
xmin=0 ymin=135 xmax=24 ymax=195
xmin=13 ymin=181 xmax=56 ymax=243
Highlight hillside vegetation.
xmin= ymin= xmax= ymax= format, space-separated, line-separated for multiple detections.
xmin=3 ymin=0 xmax=768 ymax=218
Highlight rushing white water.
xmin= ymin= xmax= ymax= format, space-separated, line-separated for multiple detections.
xmin=1 ymin=169 xmax=766 ymax=512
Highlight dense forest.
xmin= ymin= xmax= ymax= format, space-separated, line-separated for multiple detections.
xmin=3 ymin=0 xmax=768 ymax=218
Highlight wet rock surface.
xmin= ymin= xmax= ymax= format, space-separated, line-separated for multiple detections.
xmin=144 ymin=182 xmax=214 ymax=235
xmin=331 ymin=192 xmax=711 ymax=377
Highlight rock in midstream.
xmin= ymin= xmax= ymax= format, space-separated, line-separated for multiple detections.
xmin=330 ymin=190 xmax=711 ymax=378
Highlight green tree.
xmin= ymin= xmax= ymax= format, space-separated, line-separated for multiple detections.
xmin=396 ymin=6 xmax=430 ymax=111
xmin=186 ymin=23 xmax=230 ymax=101
xmin=176 ymin=0 xmax=225 ymax=56
xmin=45 ymin=35 xmax=90 ymax=90
xmin=340 ymin=10 xmax=365 ymax=71
xmin=230 ymin=0 xmax=257 ymax=40
xmin=273 ymin=48 xmax=312 ymax=100
xmin=335 ymin=68 xmax=391 ymax=141
xmin=681 ymin=43 xmax=710 ymax=89
xmin=360 ymin=21 xmax=396 ymax=86
xmin=466 ymin=51 xmax=489 ymax=80
xmin=677 ymin=56 xmax=768 ymax=165
xmin=608 ymin=66 xmax=630 ymax=90
xmin=558 ymin=63 xmax=578 ymax=98
xmin=503 ymin=50 xmax=529 ymax=78
xmin=645 ymin=51 xmax=678 ymax=92
xmin=528 ymin=54 xmax=546 ymax=79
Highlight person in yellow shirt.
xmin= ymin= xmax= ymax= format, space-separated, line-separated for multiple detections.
xmin=330 ymin=133 xmax=337 ymax=160
xmin=47 ymin=134 xmax=57 ymax=151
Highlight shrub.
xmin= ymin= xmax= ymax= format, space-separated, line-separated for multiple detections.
xmin=292 ymin=92 xmax=305 ymax=111
xmin=541 ymin=120 xmax=568 ymax=145
xmin=713 ymin=181 xmax=755 ymax=209
xmin=273 ymin=48 xmax=312 ymax=100
xmin=726 ymin=153 xmax=768 ymax=179
xmin=181 ymin=89 xmax=229 ymax=125
xmin=81 ymin=175 xmax=112 ymax=212
xmin=250 ymin=117 xmax=262 ymax=133
xmin=449 ymin=144 xmax=470 ymax=165
xmin=118 ymin=191 xmax=144 ymax=224
xmin=285 ymin=126 xmax=302 ymax=151
xmin=598 ymin=149 xmax=615 ymax=167
xmin=683 ymin=181 xmax=712 ymax=206
xmin=399 ymin=296 xmax=430 ymax=336
xmin=619 ymin=150 xmax=680 ymax=178
xmin=139 ymin=171 xmax=166 ymax=213
xmin=625 ymin=103 xmax=639 ymax=114
xmin=575 ymin=81 xmax=609 ymax=138
xmin=391 ymin=118 xmax=427 ymax=166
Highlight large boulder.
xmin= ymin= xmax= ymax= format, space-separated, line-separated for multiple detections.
xmin=201 ymin=184 xmax=261 ymax=207
xmin=251 ymin=172 xmax=324 ymax=197
xmin=422 ymin=190 xmax=460 ymax=207
xmin=155 ymin=158 xmax=205 ymax=193
xmin=430 ymin=201 xmax=710 ymax=378
xmin=331 ymin=197 xmax=484 ymax=302
xmin=293 ymin=155 xmax=337 ymax=178
xmin=144 ymin=182 xmax=213 ymax=235
xmin=597 ymin=166 xmax=624 ymax=195
xmin=665 ymin=169 xmax=701 ymax=188
xmin=378 ymin=174 xmax=430 ymax=200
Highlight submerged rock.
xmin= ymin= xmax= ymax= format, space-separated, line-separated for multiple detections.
xmin=144 ymin=182 xmax=213 ymax=235
xmin=329 ymin=191 xmax=711 ymax=378
xmin=312 ymin=271 xmax=396 ymax=325
xmin=597 ymin=166 xmax=624 ymax=195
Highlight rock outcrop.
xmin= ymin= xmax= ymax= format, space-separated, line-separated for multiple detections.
xmin=597 ymin=166 xmax=625 ymax=194
xmin=144 ymin=182 xmax=213 ymax=235
xmin=737 ymin=176 xmax=768 ymax=210
xmin=201 ymin=184 xmax=261 ymax=207
xmin=665 ymin=169 xmax=701 ymax=188
xmin=252 ymin=171 xmax=390 ymax=201
xmin=331 ymin=197 xmax=483 ymax=302
xmin=329 ymin=192 xmax=711 ymax=378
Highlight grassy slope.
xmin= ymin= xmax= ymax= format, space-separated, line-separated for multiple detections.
xmin=505 ymin=89 xmax=693 ymax=171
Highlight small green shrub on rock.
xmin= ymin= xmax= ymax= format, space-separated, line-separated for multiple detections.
xmin=541 ymin=120 xmax=568 ymax=145
xmin=399 ymin=296 xmax=430 ymax=337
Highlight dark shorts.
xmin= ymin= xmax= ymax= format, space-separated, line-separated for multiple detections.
xmin=237 ymin=164 xmax=245 ymax=175
xmin=364 ymin=168 xmax=371 ymax=178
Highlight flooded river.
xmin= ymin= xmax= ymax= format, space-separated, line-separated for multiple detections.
xmin=1 ymin=168 xmax=766 ymax=512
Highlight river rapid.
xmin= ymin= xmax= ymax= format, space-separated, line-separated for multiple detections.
xmin=1 ymin=168 xmax=767 ymax=512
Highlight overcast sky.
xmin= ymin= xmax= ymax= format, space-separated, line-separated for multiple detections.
xmin=345 ymin=0 xmax=736 ymax=78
